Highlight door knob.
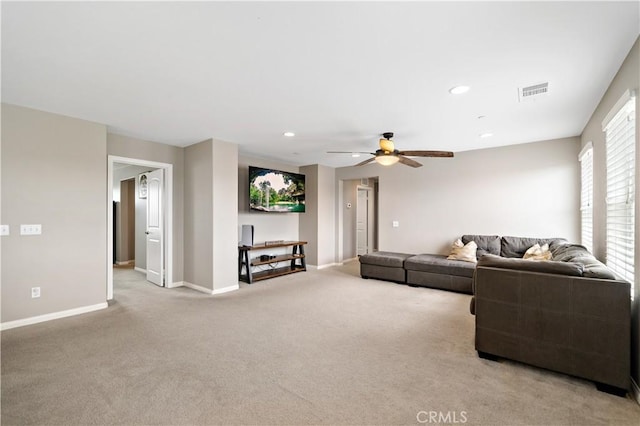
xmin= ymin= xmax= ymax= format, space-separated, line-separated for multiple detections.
xmin=145 ymin=231 xmax=150 ymax=235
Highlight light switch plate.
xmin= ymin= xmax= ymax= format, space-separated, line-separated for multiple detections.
xmin=0 ymin=225 xmax=9 ymax=236
xmin=21 ymin=224 xmax=42 ymax=235
xmin=392 ymin=221 xmax=399 ymax=228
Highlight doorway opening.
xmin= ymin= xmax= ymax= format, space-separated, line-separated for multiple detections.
xmin=337 ymin=177 xmax=378 ymax=263
xmin=113 ymin=177 xmax=136 ymax=267
xmin=356 ymin=185 xmax=375 ymax=256
xmin=107 ymin=156 xmax=173 ymax=300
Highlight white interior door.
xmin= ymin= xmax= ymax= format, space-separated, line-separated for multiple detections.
xmin=356 ymin=187 xmax=370 ymax=256
xmin=146 ymin=169 xmax=164 ymax=286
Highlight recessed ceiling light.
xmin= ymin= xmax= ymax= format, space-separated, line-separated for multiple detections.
xmin=283 ymin=132 xmax=295 ymax=137
xmin=480 ymin=133 xmax=493 ymax=138
xmin=351 ymin=153 xmax=361 ymax=158
xmin=449 ymin=85 xmax=470 ymax=95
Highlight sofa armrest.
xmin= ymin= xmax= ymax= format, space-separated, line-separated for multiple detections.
xmin=474 ymin=265 xmax=631 ymax=389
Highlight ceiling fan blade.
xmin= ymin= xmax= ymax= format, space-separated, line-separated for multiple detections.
xmin=397 ymin=155 xmax=423 ymax=168
xmin=355 ymin=157 xmax=376 ymax=167
xmin=398 ymin=150 xmax=454 ymax=158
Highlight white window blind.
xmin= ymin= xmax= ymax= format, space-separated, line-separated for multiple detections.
xmin=604 ymin=93 xmax=635 ymax=291
xmin=579 ymin=143 xmax=593 ymax=253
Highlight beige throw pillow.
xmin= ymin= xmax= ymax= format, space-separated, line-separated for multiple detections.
xmin=447 ymin=239 xmax=478 ymax=263
xmin=523 ymin=243 xmax=552 ymax=261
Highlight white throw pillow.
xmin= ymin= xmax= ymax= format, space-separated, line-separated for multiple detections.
xmin=523 ymin=243 xmax=552 ymax=261
xmin=447 ymin=239 xmax=478 ymax=263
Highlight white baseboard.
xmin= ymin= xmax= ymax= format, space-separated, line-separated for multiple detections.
xmin=315 ymin=263 xmax=340 ymax=270
xmin=116 ymin=260 xmax=134 ymax=265
xmin=212 ymin=284 xmax=239 ymax=295
xmin=134 ymin=267 xmax=146 ymax=274
xmin=631 ymin=377 xmax=640 ymax=405
xmin=1 ymin=302 xmax=108 ymax=331
xmin=342 ymin=257 xmax=358 ymax=263
xmin=182 ymin=281 xmax=239 ymax=295
xmin=167 ymin=281 xmax=184 ymax=289
xmin=183 ymin=281 xmax=214 ymax=295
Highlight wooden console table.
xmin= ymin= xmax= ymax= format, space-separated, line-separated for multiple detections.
xmin=238 ymin=241 xmax=307 ymax=284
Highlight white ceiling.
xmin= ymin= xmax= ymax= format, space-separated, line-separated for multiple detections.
xmin=2 ymin=2 xmax=639 ymax=168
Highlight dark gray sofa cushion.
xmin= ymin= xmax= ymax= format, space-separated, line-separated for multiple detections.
xmin=478 ymin=254 xmax=584 ymax=276
xmin=462 ymin=234 xmax=500 ymax=259
xmin=361 ymin=264 xmax=406 ymax=282
xmin=405 ymin=254 xmax=476 ymax=278
xmin=550 ymin=242 xmax=617 ymax=280
xmin=407 ymin=270 xmax=472 ymax=294
xmin=500 ymin=236 xmax=564 ymax=258
xmin=359 ymin=251 xmax=412 ymax=268
xmin=550 ymin=242 xmax=588 ymax=262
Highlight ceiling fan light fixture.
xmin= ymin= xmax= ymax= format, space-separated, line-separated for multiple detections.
xmin=375 ymin=155 xmax=399 ymax=166
xmin=379 ymin=138 xmax=395 ymax=152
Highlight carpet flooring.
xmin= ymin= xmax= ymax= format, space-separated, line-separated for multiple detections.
xmin=2 ymin=261 xmax=639 ymax=425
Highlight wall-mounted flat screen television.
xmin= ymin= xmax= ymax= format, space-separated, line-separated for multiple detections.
xmin=249 ymin=166 xmax=305 ymax=213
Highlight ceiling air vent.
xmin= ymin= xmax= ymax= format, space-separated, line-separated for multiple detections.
xmin=518 ymin=82 xmax=549 ymax=102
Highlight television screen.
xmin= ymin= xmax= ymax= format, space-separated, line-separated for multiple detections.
xmin=249 ymin=166 xmax=305 ymax=213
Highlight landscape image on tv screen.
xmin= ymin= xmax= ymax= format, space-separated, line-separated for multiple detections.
xmin=249 ymin=166 xmax=305 ymax=213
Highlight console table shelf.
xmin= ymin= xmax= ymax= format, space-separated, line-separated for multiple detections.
xmin=251 ymin=253 xmax=305 ymax=267
xmin=238 ymin=241 xmax=307 ymax=284
xmin=249 ymin=265 xmax=306 ymax=282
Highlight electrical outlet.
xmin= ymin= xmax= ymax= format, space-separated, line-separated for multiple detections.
xmin=20 ymin=224 xmax=42 ymax=235
xmin=31 ymin=287 xmax=41 ymax=298
xmin=392 ymin=221 xmax=399 ymax=228
xmin=0 ymin=225 xmax=9 ymax=236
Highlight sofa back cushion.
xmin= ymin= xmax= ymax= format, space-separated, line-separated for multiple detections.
xmin=462 ymin=234 xmax=500 ymax=259
xmin=549 ymin=241 xmax=589 ymax=261
xmin=500 ymin=236 xmax=564 ymax=258
xmin=478 ymin=254 xmax=584 ymax=276
xmin=550 ymin=241 xmax=618 ymax=280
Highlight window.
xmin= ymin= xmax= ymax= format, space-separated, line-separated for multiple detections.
xmin=604 ymin=91 xmax=636 ymax=292
xmin=579 ymin=143 xmax=593 ymax=253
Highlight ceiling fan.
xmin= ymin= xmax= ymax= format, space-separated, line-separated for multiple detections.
xmin=328 ymin=132 xmax=454 ymax=168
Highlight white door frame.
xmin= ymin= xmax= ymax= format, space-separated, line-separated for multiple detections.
xmin=107 ymin=155 xmax=173 ymax=300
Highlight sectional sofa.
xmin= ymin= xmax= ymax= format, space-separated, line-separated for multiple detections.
xmin=360 ymin=234 xmax=560 ymax=294
xmin=359 ymin=235 xmax=631 ymax=394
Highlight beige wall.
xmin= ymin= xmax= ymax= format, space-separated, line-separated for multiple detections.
xmin=317 ymin=165 xmax=336 ymax=266
xmin=300 ymin=164 xmax=336 ymax=267
xmin=299 ymin=165 xmax=319 ymax=265
xmin=184 ymin=139 xmax=214 ymax=289
xmin=336 ymin=137 xmax=580 ymax=257
xmin=1 ymin=104 xmax=107 ymax=323
xmin=580 ymin=36 xmax=639 ymax=390
xmin=183 ymin=139 xmax=239 ymax=291
xmin=107 ymin=134 xmax=184 ymax=283
xmin=212 ymin=140 xmax=238 ymax=291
